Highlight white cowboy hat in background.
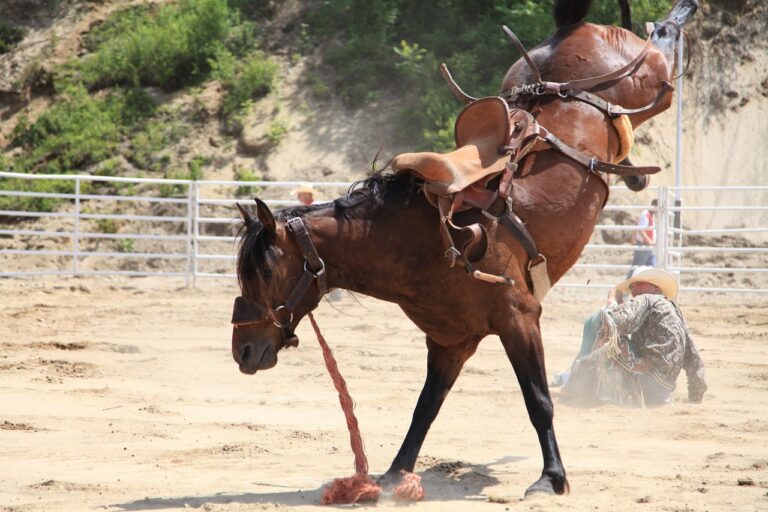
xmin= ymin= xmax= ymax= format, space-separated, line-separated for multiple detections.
xmin=617 ymin=266 xmax=679 ymax=300
xmin=290 ymin=182 xmax=316 ymax=196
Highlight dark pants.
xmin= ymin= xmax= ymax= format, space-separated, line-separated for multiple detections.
xmin=627 ymin=245 xmax=656 ymax=278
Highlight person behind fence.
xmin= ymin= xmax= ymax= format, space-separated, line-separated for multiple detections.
xmin=291 ymin=183 xmax=316 ymax=206
xmin=553 ymin=267 xmax=707 ymax=407
xmin=628 ymin=199 xmax=657 ymax=277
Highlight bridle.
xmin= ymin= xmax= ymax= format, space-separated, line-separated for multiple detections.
xmin=231 ymin=217 xmax=327 ymax=348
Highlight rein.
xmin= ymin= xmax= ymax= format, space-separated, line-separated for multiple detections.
xmin=232 ymin=215 xmax=424 ymax=503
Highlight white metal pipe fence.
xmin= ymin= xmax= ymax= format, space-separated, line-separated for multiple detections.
xmin=1 ymin=171 xmax=766 ymax=293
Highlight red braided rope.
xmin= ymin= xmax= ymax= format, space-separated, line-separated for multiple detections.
xmin=308 ymin=312 xmax=369 ymax=475
xmin=307 ymin=312 xmax=424 ymax=504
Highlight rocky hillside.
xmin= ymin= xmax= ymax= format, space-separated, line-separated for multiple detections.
xmin=633 ymin=0 xmax=768 ymax=229
xmin=0 ymin=0 xmax=765 ymax=222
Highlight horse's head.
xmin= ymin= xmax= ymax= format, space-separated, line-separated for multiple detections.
xmin=231 ymin=200 xmax=324 ymax=374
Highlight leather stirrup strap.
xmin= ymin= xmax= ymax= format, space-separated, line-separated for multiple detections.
xmin=437 ymin=196 xmax=459 ymax=267
xmin=496 ymin=209 xmax=540 ymax=262
xmin=485 ymin=201 xmax=548 ymax=296
xmin=539 ymin=129 xmax=661 ymax=176
xmin=502 ymin=25 xmax=542 ymax=83
xmin=567 ymin=81 xmax=674 ymax=117
xmin=439 ymin=63 xmax=477 ymax=104
xmin=558 ymin=34 xmax=653 ymax=92
xmin=502 ymin=25 xmax=652 ymax=93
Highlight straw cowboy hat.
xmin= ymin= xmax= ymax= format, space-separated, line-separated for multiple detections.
xmin=290 ymin=182 xmax=316 ymax=197
xmin=617 ymin=266 xmax=679 ymax=300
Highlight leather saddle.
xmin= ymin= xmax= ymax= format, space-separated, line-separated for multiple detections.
xmin=391 ymin=97 xmax=543 ymax=289
xmin=392 ymin=97 xmax=536 ymax=212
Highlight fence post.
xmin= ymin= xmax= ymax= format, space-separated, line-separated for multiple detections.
xmin=655 ymin=187 xmax=668 ymax=270
xmin=186 ymin=180 xmax=197 ymax=288
xmin=73 ymin=178 xmax=80 ymax=275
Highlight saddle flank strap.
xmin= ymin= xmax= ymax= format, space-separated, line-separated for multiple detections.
xmin=500 ymin=25 xmax=665 ymax=119
xmin=566 ymin=81 xmax=674 ymax=117
xmin=538 ymin=127 xmax=661 ymax=177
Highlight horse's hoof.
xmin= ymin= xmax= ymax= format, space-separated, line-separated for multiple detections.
xmin=376 ymin=470 xmax=403 ymax=489
xmin=524 ymin=475 xmax=565 ymax=498
xmin=524 ymin=480 xmax=555 ymax=497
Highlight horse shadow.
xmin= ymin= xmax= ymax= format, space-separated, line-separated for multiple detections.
xmin=110 ymin=456 xmax=528 ymax=510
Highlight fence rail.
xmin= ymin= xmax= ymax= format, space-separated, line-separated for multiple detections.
xmin=1 ymin=171 xmax=766 ymax=293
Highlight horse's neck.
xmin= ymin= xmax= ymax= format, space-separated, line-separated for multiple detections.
xmin=305 ymin=199 xmax=432 ymax=303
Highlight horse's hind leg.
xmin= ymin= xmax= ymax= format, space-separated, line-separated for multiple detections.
xmin=651 ymin=0 xmax=698 ymax=68
xmin=499 ymin=311 xmax=569 ymax=496
xmin=378 ymin=335 xmax=480 ymax=487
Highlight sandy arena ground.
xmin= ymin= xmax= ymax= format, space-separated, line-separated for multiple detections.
xmin=1 ymin=276 xmax=767 ymax=511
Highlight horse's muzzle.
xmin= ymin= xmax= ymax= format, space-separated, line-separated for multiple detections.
xmin=233 ymin=339 xmax=278 ymax=374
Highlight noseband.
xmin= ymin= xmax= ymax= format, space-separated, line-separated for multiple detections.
xmin=231 ymin=217 xmax=327 ymax=348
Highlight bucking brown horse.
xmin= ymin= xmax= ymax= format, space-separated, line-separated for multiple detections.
xmin=230 ymin=0 xmax=698 ymax=498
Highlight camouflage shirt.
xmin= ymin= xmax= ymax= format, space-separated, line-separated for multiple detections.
xmin=606 ymin=294 xmax=707 ymax=399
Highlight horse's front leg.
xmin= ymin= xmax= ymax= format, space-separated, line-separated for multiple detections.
xmin=378 ymin=335 xmax=479 ymax=487
xmin=499 ymin=311 xmax=569 ymax=497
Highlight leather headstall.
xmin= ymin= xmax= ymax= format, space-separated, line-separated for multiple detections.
xmin=231 ymin=216 xmax=327 ymax=349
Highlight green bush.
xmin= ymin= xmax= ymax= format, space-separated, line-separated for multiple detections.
xmin=213 ymin=48 xmax=278 ymax=119
xmin=187 ymin=155 xmax=210 ymax=181
xmin=78 ymin=0 xmax=239 ymax=90
xmin=117 ymin=238 xmax=135 ymax=253
xmin=157 ymin=163 xmax=207 ymax=198
xmin=309 ymin=0 xmax=673 ymax=150
xmin=0 ymin=20 xmax=25 ymax=54
xmin=233 ymin=166 xmax=261 ymax=197
xmin=266 ymin=119 xmax=288 ymax=144
xmin=96 ymin=217 xmax=118 ymax=234
xmin=0 ymin=177 xmax=78 ymax=213
xmin=127 ymin=117 xmax=187 ymax=172
xmin=10 ymin=84 xmax=155 ymax=175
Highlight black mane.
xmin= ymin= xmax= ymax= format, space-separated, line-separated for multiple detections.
xmin=236 ymin=172 xmax=419 ymax=295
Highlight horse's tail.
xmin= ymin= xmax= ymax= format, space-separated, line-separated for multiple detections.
xmin=617 ymin=0 xmax=632 ymax=30
xmin=553 ymin=0 xmax=594 ymax=27
xmin=554 ymin=0 xmax=633 ymax=29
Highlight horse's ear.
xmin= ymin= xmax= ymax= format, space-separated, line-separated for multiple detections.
xmin=254 ymin=198 xmax=276 ymax=235
xmin=236 ymin=203 xmax=253 ymax=227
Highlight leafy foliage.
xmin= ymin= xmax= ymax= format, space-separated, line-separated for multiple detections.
xmin=211 ymin=48 xmax=279 ymax=120
xmin=0 ymin=20 xmax=25 ymax=54
xmin=76 ymin=0 xmax=239 ymax=90
xmin=3 ymin=0 xmax=277 ymax=200
xmin=233 ymin=166 xmax=262 ymax=197
xmin=10 ymin=84 xmax=155 ymax=175
xmin=308 ymin=0 xmax=673 ymax=149
xmin=0 ymin=177 xmax=77 ymax=213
